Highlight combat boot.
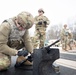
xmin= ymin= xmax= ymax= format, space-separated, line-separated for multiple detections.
xmin=62 ymin=46 xmax=68 ymax=51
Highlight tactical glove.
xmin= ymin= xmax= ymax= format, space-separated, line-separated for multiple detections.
xmin=38 ymin=21 xmax=42 ymax=25
xmin=27 ymin=53 xmax=33 ymax=62
xmin=43 ymin=21 xmax=47 ymax=25
xmin=18 ymin=50 xmax=28 ymax=56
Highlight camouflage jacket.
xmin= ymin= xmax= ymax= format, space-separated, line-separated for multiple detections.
xmin=34 ymin=15 xmax=50 ymax=29
xmin=0 ymin=18 xmax=33 ymax=56
xmin=60 ymin=28 xmax=73 ymax=39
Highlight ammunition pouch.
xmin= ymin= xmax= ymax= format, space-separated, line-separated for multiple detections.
xmin=7 ymin=40 xmax=24 ymax=50
xmin=43 ymin=21 xmax=47 ymax=25
xmin=38 ymin=21 xmax=42 ymax=25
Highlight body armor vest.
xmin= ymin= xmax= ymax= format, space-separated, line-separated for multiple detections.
xmin=5 ymin=19 xmax=26 ymax=49
xmin=7 ymin=18 xmax=25 ymax=41
xmin=63 ymin=29 xmax=69 ymax=36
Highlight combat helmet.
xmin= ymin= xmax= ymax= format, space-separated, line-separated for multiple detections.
xmin=38 ymin=8 xmax=44 ymax=13
xmin=17 ymin=11 xmax=34 ymax=29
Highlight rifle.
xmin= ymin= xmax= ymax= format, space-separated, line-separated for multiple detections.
xmin=45 ymin=39 xmax=60 ymax=53
xmin=15 ymin=39 xmax=60 ymax=68
xmin=15 ymin=53 xmax=32 ymax=68
xmin=33 ymin=39 xmax=60 ymax=75
xmin=45 ymin=39 xmax=60 ymax=48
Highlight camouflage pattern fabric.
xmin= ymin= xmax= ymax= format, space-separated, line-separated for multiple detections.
xmin=17 ymin=11 xmax=34 ymax=29
xmin=0 ymin=11 xmax=34 ymax=70
xmin=7 ymin=18 xmax=25 ymax=50
xmin=30 ymin=37 xmax=38 ymax=49
xmin=60 ymin=28 xmax=73 ymax=50
xmin=35 ymin=27 xmax=46 ymax=48
xmin=34 ymin=15 xmax=50 ymax=48
xmin=0 ymin=53 xmax=11 ymax=71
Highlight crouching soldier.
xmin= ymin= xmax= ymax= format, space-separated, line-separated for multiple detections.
xmin=0 ymin=11 xmax=34 ymax=71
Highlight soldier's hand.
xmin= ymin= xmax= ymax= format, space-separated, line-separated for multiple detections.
xmin=38 ymin=21 xmax=42 ymax=25
xmin=43 ymin=21 xmax=47 ymax=25
xmin=18 ymin=50 xmax=28 ymax=56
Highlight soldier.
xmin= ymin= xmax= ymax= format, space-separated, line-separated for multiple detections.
xmin=60 ymin=24 xmax=73 ymax=51
xmin=34 ymin=8 xmax=50 ymax=48
xmin=0 ymin=11 xmax=34 ymax=71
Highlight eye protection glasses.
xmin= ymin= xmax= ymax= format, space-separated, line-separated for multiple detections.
xmin=17 ymin=17 xmax=26 ymax=29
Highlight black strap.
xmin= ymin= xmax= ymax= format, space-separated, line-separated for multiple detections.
xmin=2 ymin=20 xmax=8 ymax=23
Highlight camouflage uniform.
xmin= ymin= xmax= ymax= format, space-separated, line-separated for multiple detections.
xmin=60 ymin=25 xmax=73 ymax=51
xmin=0 ymin=12 xmax=34 ymax=70
xmin=30 ymin=37 xmax=38 ymax=49
xmin=34 ymin=9 xmax=50 ymax=48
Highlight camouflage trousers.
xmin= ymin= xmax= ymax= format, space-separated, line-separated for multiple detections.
xmin=61 ymin=38 xmax=72 ymax=50
xmin=0 ymin=53 xmax=11 ymax=71
xmin=34 ymin=31 xmax=46 ymax=48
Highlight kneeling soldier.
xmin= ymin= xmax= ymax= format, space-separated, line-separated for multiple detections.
xmin=0 ymin=11 xmax=34 ymax=71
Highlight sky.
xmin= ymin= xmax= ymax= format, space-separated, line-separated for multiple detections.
xmin=0 ymin=0 xmax=76 ymax=35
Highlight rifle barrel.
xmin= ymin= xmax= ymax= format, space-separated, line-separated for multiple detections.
xmin=45 ymin=39 xmax=60 ymax=48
